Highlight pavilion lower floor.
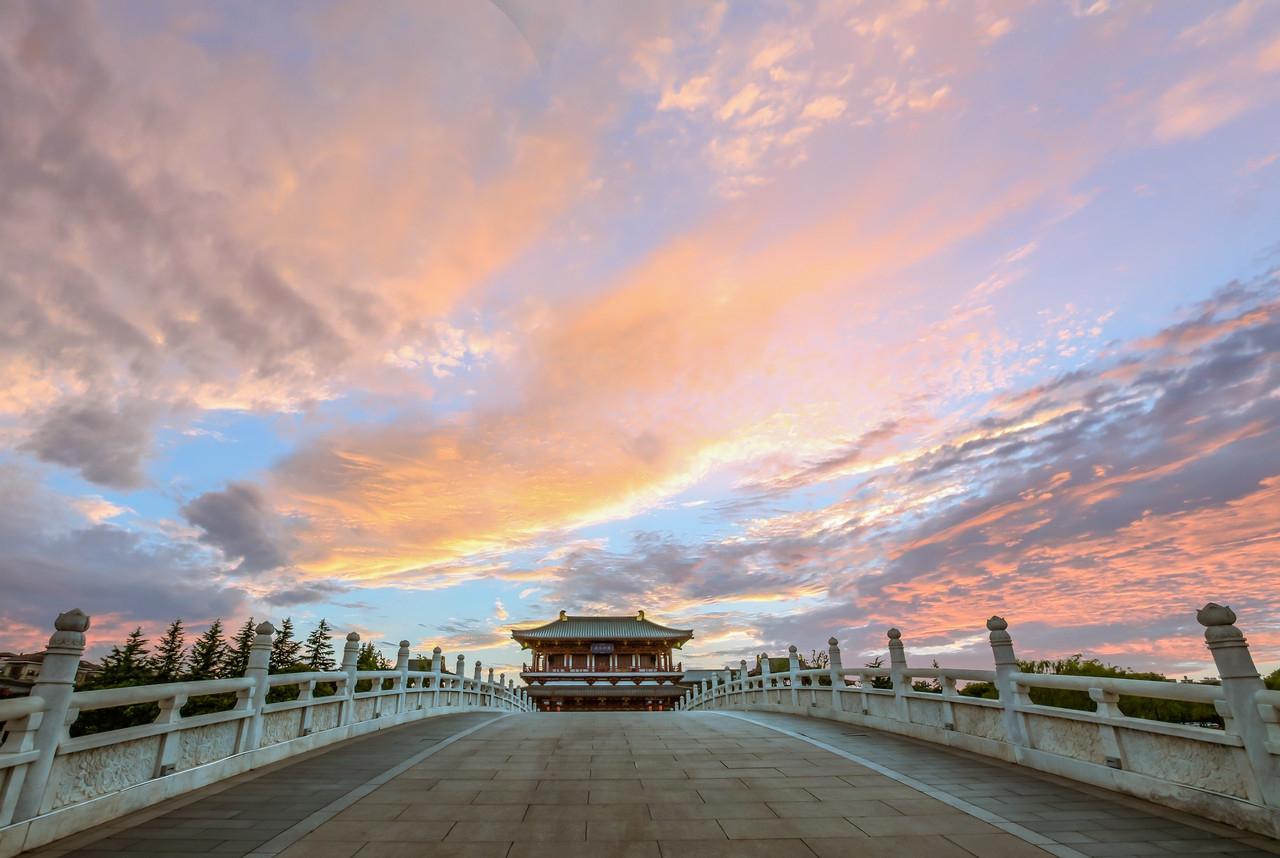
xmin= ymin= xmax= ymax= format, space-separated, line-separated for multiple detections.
xmin=525 ymin=683 xmax=687 ymax=712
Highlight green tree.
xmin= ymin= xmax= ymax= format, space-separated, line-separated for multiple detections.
xmin=912 ymin=659 xmax=943 ymax=693
xmin=356 ymin=641 xmax=392 ymax=691
xmin=151 ymin=619 xmax=187 ymax=683
xmin=73 ymin=628 xmax=156 ymax=736
xmin=93 ymin=628 xmax=153 ymax=687
xmin=357 ymin=641 xmax=391 ymax=670
xmin=270 ymin=617 xmax=304 ymax=673
xmin=303 ymin=619 xmax=337 ymax=671
xmin=187 ymin=619 xmax=228 ymax=680
xmin=864 ymin=655 xmax=892 ymax=689
xmin=224 ymin=617 xmax=257 ymax=677
xmin=1265 ymin=668 xmax=1280 ymax=691
xmin=957 ymin=654 xmax=1222 ymax=727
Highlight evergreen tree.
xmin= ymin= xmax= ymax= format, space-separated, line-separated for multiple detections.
xmin=187 ymin=619 xmax=228 ymax=680
xmin=270 ymin=617 xmax=304 ymax=673
xmin=357 ymin=641 xmax=391 ymax=670
xmin=355 ymin=641 xmax=392 ymax=692
xmin=152 ymin=619 xmax=187 ymax=683
xmin=74 ymin=628 xmax=155 ymax=736
xmin=302 ymin=619 xmax=336 ymax=671
xmin=92 ymin=628 xmax=153 ymax=688
xmin=224 ymin=617 xmax=257 ymax=677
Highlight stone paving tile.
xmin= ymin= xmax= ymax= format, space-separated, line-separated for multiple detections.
xmin=806 ymin=833 xmax=975 ymax=856
xmin=587 ymin=819 xmax=726 ymax=840
xmin=647 ymin=801 xmax=775 ymax=819
xmin=508 ymin=843 xmax=661 ymax=858
xmin=721 ymin=817 xmax=867 ymax=839
xmin=350 ymin=845 xmax=508 ymax=857
xmin=768 ymin=799 xmax=902 ymax=818
xmin=441 ymin=820 xmax=585 ymax=842
xmin=659 ymin=840 xmax=817 ymax=857
xmin=947 ymin=833 xmax=1062 ymax=857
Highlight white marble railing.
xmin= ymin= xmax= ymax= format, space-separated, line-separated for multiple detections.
xmin=0 ymin=613 xmax=533 ymax=858
xmin=679 ymin=604 xmax=1280 ymax=839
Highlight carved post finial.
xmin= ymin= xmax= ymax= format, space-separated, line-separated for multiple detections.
xmin=12 ymin=612 xmax=91 ymax=821
xmin=1194 ymin=604 xmax=1277 ymax=803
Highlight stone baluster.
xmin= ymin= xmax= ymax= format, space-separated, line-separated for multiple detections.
xmin=887 ymin=628 xmax=909 ymax=721
xmin=828 ymin=637 xmax=843 ymax=712
xmin=153 ymin=690 xmax=189 ymax=777
xmin=739 ymin=659 xmax=748 ymax=705
xmin=455 ymin=655 xmax=466 ymax=706
xmin=1198 ymin=603 xmax=1279 ymax=807
xmin=783 ymin=645 xmax=797 ymax=707
xmin=940 ymin=673 xmax=958 ymax=731
xmin=13 ymin=610 xmax=90 ymax=821
xmin=242 ymin=622 xmax=276 ymax=749
xmin=339 ymin=630 xmax=359 ymax=727
xmin=431 ymin=647 xmax=444 ymax=708
xmin=395 ymin=640 xmax=411 ymax=715
xmin=987 ymin=616 xmax=1031 ymax=757
xmin=760 ymin=653 xmax=772 ymax=705
xmin=1088 ymin=688 xmax=1127 ymax=770
xmin=487 ymin=666 xmax=495 ymax=706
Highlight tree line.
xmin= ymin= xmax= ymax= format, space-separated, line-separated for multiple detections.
xmin=756 ymin=651 xmax=1280 ymax=728
xmin=72 ymin=617 xmax=396 ymax=736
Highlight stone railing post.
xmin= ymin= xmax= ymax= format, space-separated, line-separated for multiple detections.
xmin=239 ymin=622 xmax=275 ymax=750
xmin=455 ymin=655 xmax=466 ymax=706
xmin=788 ymin=645 xmax=800 ymax=707
xmin=887 ymin=628 xmax=909 ymax=721
xmin=339 ymin=631 xmax=359 ymax=727
xmin=828 ymin=637 xmax=843 ymax=711
xmin=760 ymin=653 xmax=772 ymax=705
xmin=395 ymin=640 xmax=411 ymax=715
xmin=13 ymin=609 xmax=89 ymax=822
xmin=1199 ymin=603 xmax=1279 ymax=806
xmin=487 ymin=666 xmax=495 ymax=707
xmin=473 ymin=660 xmax=483 ymax=706
xmin=739 ymin=659 xmax=748 ymax=706
xmin=431 ymin=647 xmax=443 ymax=708
xmin=987 ymin=616 xmax=1030 ymax=756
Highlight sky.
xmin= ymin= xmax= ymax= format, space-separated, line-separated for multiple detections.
xmin=2 ymin=0 xmax=1279 ymax=680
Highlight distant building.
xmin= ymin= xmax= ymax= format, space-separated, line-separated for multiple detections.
xmin=0 ymin=651 xmax=101 ymax=696
xmin=513 ymin=611 xmax=693 ymax=711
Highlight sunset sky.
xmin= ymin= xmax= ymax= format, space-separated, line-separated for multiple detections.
xmin=2 ymin=0 xmax=1279 ymax=678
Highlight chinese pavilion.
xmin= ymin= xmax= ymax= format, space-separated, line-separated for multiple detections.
xmin=512 ymin=610 xmax=693 ymax=712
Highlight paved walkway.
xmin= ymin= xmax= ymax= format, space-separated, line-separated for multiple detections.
xmin=24 ymin=712 xmax=1280 ymax=858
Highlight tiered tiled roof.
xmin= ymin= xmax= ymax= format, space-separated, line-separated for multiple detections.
xmin=511 ymin=611 xmax=693 ymax=645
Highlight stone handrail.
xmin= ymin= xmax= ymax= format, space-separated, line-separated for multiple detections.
xmin=679 ymin=604 xmax=1280 ymax=839
xmin=0 ymin=613 xmax=534 ymax=858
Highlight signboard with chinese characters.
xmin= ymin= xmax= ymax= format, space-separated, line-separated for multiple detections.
xmin=590 ymin=642 xmax=615 ymax=654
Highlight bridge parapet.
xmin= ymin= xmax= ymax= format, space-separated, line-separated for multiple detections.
xmin=680 ymin=603 xmax=1280 ymax=840
xmin=0 ymin=612 xmax=533 ymax=858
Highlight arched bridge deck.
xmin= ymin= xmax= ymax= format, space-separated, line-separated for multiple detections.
xmin=22 ymin=711 xmax=1279 ymax=858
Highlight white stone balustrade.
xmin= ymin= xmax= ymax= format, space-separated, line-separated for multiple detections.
xmin=0 ymin=611 xmax=534 ymax=858
xmin=678 ymin=603 xmax=1280 ymax=839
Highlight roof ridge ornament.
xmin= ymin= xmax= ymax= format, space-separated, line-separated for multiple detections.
xmin=637 ymin=610 xmax=645 ymax=621
xmin=559 ymin=610 xmax=567 ymax=620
